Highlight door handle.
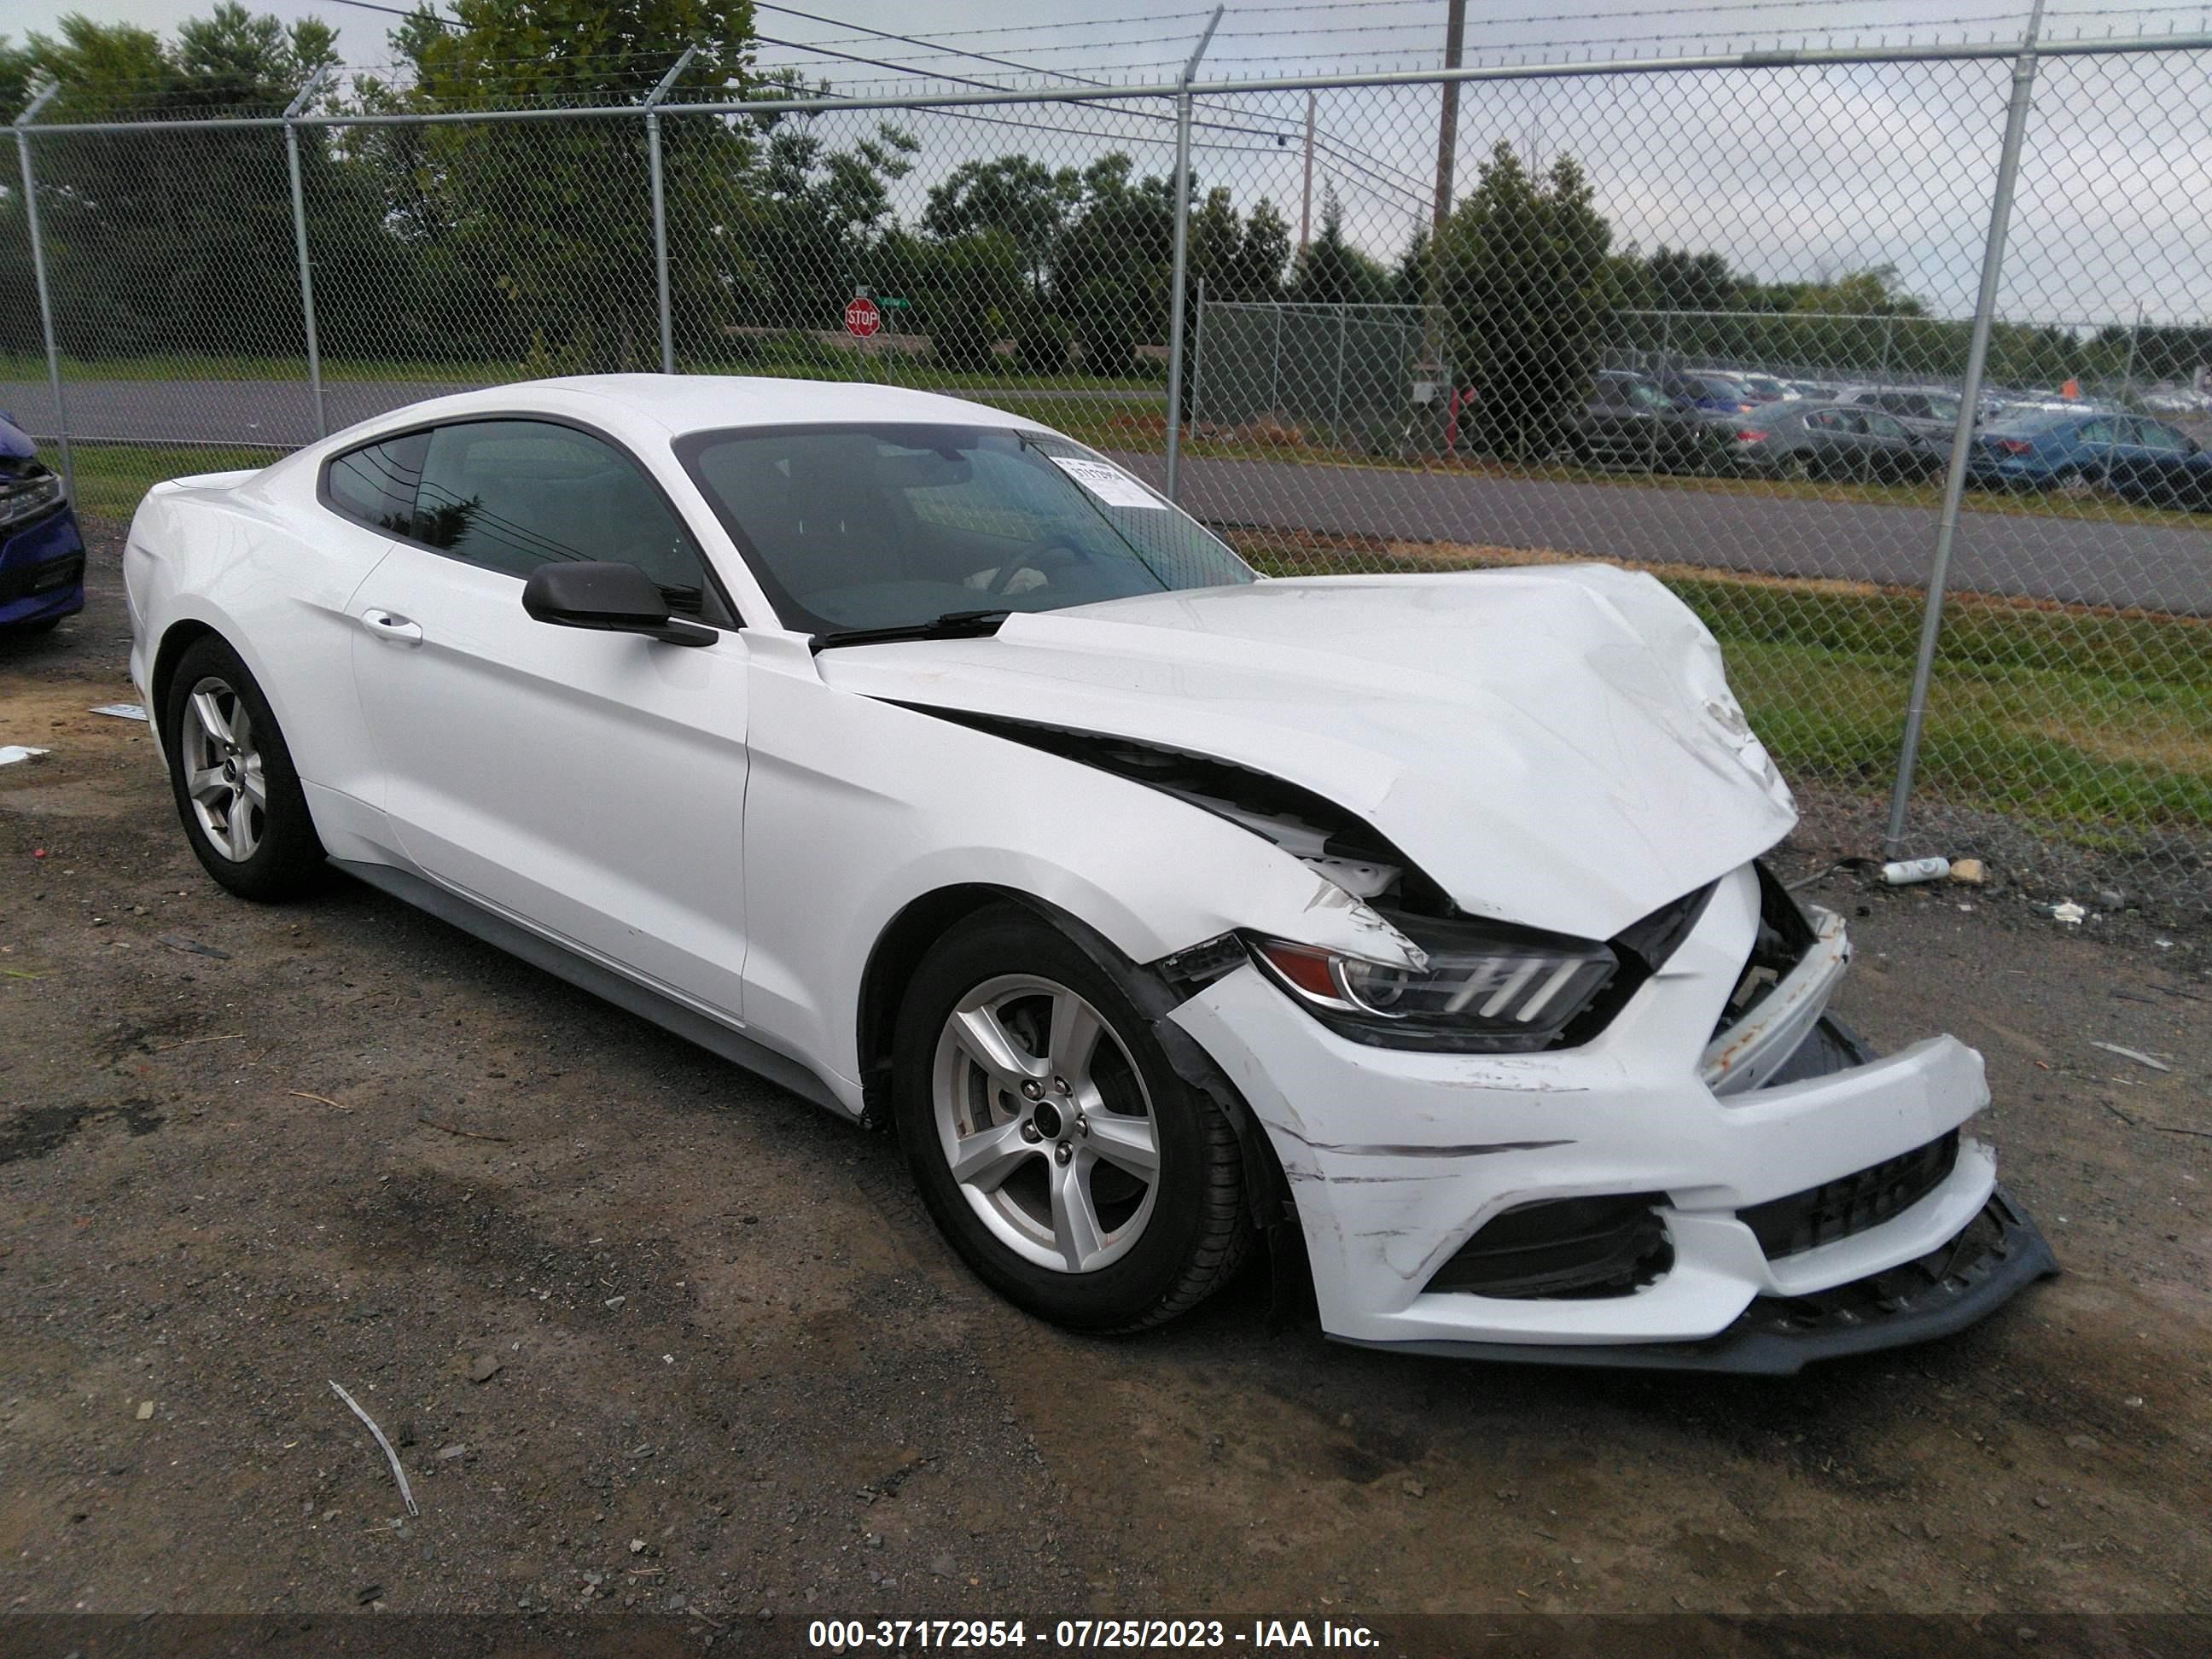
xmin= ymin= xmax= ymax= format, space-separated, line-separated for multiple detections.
xmin=360 ymin=608 xmax=424 ymax=646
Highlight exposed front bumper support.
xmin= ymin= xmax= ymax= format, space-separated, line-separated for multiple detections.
xmin=1333 ymin=1185 xmax=2058 ymax=1376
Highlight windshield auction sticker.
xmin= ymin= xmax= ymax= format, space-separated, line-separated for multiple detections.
xmin=1050 ymin=456 xmax=1166 ymax=509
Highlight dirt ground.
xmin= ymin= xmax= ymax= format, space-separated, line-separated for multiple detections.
xmin=3 ymin=527 xmax=2209 ymax=1629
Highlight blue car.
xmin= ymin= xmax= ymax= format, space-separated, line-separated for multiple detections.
xmin=1968 ymin=408 xmax=2199 ymax=495
xmin=1658 ymin=371 xmax=1760 ymax=415
xmin=0 ymin=412 xmax=85 ymax=636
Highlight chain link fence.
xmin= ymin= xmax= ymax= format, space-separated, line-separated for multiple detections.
xmin=3 ymin=27 xmax=2208 ymax=917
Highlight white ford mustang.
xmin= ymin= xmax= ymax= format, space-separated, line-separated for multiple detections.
xmin=124 ymin=376 xmax=2054 ymax=1371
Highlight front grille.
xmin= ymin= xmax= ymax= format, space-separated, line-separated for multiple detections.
xmin=1740 ymin=1131 xmax=1960 ymax=1260
xmin=0 ymin=551 xmax=83 ymax=605
xmin=1427 ymin=1193 xmax=1672 ymax=1299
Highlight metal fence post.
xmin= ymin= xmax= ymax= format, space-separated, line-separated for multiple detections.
xmin=2119 ymin=300 xmax=2142 ymax=404
xmin=1884 ymin=0 xmax=2047 ymax=853
xmin=13 ymin=84 xmax=72 ymax=504
xmin=1189 ymin=278 xmax=1207 ymax=445
xmin=644 ymin=47 xmax=700 ymax=378
xmin=1269 ymin=304 xmax=1284 ymax=416
xmin=284 ymin=66 xmax=334 ymax=439
xmin=1333 ymin=306 xmax=1348 ymax=442
xmin=1161 ymin=6 xmax=1223 ymax=504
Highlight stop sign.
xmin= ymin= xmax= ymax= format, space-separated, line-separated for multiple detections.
xmin=844 ymin=296 xmax=882 ymax=339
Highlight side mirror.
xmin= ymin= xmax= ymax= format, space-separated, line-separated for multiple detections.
xmin=521 ymin=561 xmax=713 ymax=647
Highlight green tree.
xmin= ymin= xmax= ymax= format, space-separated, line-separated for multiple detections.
xmin=922 ymin=155 xmax=1080 ymax=295
xmin=1642 ymin=246 xmax=1743 ymax=313
xmin=1052 ymin=153 xmax=1177 ymax=376
xmin=1393 ymin=224 xmax=1432 ymax=306
xmin=721 ymin=114 xmax=917 ymax=334
xmin=1435 ymin=143 xmax=1615 ymax=461
xmin=1228 ymin=197 xmax=1292 ymax=304
xmin=5 ymin=7 xmax=349 ymax=361
xmin=1287 ymin=190 xmax=1395 ymax=306
xmin=914 ymin=230 xmax=1022 ymax=372
xmin=362 ymin=0 xmax=757 ymax=368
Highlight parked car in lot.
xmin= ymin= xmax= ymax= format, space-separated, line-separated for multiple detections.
xmin=0 ymin=412 xmax=87 ymax=637
xmin=1660 ymin=371 xmax=1760 ymax=415
xmin=1970 ymin=408 xmax=2202 ymax=493
xmin=122 ymin=375 xmax=2055 ymax=1371
xmin=1568 ymin=370 xmax=1727 ymax=473
xmin=1848 ymin=387 xmax=1970 ymax=439
xmin=1726 ymin=402 xmax=1946 ymax=482
xmin=2141 ymin=386 xmax=2212 ymax=417
xmin=2102 ymin=425 xmax=2212 ymax=510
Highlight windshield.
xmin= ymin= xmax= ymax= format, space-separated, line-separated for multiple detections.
xmin=675 ymin=424 xmax=1254 ymax=632
xmin=1924 ymin=394 xmax=1962 ymax=422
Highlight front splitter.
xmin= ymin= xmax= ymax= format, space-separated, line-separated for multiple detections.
xmin=1334 ymin=1185 xmax=2058 ymax=1377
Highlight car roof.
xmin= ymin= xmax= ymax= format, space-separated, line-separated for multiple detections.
xmin=552 ymin=374 xmax=1047 ymax=434
xmin=332 ymin=375 xmax=1051 ymax=444
xmin=1987 ymin=407 xmax=2098 ymax=431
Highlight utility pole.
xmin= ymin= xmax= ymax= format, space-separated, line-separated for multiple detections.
xmin=1300 ymin=90 xmax=1315 ymax=249
xmin=1432 ymin=0 xmax=1467 ymax=238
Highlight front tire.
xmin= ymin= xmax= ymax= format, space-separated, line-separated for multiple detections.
xmin=891 ymin=905 xmax=1253 ymax=1333
xmin=161 ymin=634 xmax=327 ymax=901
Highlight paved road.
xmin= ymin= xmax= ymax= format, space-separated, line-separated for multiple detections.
xmin=8 ymin=376 xmax=2208 ymax=614
xmin=1110 ymin=451 xmax=2212 ymax=617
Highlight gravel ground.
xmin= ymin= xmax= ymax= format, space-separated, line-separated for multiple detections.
xmin=3 ymin=526 xmax=2209 ymax=1628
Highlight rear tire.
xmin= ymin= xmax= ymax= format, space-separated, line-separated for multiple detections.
xmin=161 ymin=634 xmax=328 ymax=902
xmin=891 ymin=905 xmax=1253 ymax=1333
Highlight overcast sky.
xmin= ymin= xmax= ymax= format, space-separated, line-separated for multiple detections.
xmin=7 ymin=1 xmax=2207 ymax=325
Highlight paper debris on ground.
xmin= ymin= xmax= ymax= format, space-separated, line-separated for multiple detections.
xmin=2091 ymin=1042 xmax=2174 ymax=1074
xmin=0 ymin=746 xmax=49 ymax=766
xmin=89 ymin=703 xmax=148 ymax=720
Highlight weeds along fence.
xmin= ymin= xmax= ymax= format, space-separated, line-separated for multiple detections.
xmin=3 ymin=26 xmax=2209 ymax=916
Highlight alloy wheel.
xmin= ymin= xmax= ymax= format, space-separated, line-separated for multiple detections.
xmin=930 ymin=974 xmax=1160 ymax=1274
xmin=179 ymin=675 xmax=265 ymax=862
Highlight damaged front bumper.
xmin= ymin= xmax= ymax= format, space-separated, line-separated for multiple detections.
xmin=1169 ymin=860 xmax=2056 ymax=1373
xmin=1339 ymin=1185 xmax=2056 ymax=1376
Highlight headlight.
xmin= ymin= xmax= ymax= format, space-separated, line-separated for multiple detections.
xmin=1245 ymin=914 xmax=1618 ymax=1053
xmin=0 ymin=470 xmax=65 ymax=529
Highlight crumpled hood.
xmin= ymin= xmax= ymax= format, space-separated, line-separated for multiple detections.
xmin=817 ymin=567 xmax=1797 ymax=940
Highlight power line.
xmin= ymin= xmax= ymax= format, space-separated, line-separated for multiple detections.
xmin=752 ymin=10 xmax=1429 ymax=205
xmin=742 ymin=9 xmax=1218 ymax=48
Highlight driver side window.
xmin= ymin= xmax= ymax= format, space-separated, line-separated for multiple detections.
xmin=412 ymin=420 xmax=718 ymax=613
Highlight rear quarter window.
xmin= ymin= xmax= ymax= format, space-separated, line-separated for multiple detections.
xmin=323 ymin=432 xmax=429 ymax=535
